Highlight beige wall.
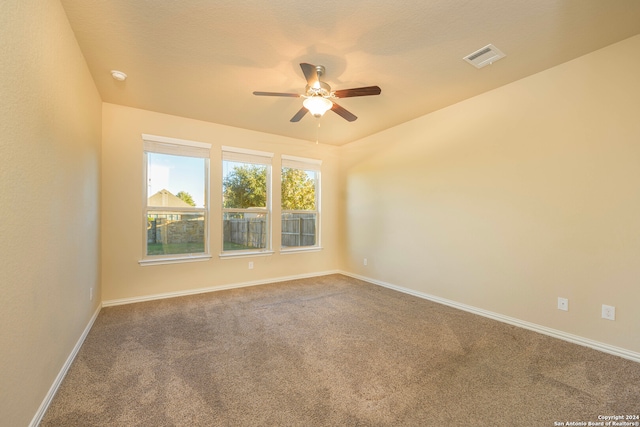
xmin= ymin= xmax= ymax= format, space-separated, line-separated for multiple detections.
xmin=341 ymin=35 xmax=640 ymax=353
xmin=0 ymin=1 xmax=102 ymax=425
xmin=101 ymin=103 xmax=341 ymax=302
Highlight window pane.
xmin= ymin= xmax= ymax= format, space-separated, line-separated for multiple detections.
xmin=148 ymin=153 xmax=206 ymax=208
xmin=222 ymin=161 xmax=267 ymax=209
xmin=281 ymin=168 xmax=316 ymax=210
xmin=281 ymin=213 xmax=317 ymax=247
xmin=147 ymin=211 xmax=205 ymax=255
xmin=223 ymin=212 xmax=268 ymax=251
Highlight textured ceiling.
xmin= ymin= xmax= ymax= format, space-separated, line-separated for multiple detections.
xmin=60 ymin=0 xmax=640 ymax=146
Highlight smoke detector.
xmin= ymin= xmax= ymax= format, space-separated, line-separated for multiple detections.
xmin=463 ymin=44 xmax=506 ymax=69
xmin=110 ymin=70 xmax=127 ymax=81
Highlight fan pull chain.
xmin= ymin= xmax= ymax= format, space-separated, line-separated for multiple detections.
xmin=316 ymin=119 xmax=321 ymax=144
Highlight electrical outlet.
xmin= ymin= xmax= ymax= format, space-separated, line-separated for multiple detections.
xmin=557 ymin=297 xmax=568 ymax=311
xmin=602 ymin=304 xmax=615 ymax=321
xmin=248 ymin=261 xmax=254 ymax=270
xmin=363 ymin=258 xmax=368 ymax=266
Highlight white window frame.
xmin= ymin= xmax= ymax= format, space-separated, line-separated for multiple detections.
xmin=280 ymin=154 xmax=322 ymax=253
xmin=221 ymin=146 xmax=273 ymax=258
xmin=139 ymin=134 xmax=211 ymax=266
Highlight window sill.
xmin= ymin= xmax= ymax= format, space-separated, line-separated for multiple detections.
xmin=280 ymin=247 xmax=323 ymax=254
xmin=219 ymin=250 xmax=275 ymax=259
xmin=139 ymin=255 xmax=211 ymax=266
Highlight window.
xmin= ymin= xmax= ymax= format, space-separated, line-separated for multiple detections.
xmin=141 ymin=134 xmax=210 ymax=264
xmin=222 ymin=147 xmax=273 ymax=255
xmin=281 ymin=155 xmax=321 ymax=250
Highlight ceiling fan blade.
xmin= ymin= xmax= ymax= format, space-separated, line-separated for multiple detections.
xmin=290 ymin=107 xmax=308 ymax=122
xmin=253 ymin=91 xmax=300 ymax=97
xmin=300 ymin=63 xmax=318 ymax=86
xmin=331 ymin=103 xmax=357 ymax=122
xmin=333 ymin=86 xmax=382 ymax=98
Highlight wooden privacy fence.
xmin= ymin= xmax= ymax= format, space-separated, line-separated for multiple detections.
xmin=224 ymin=218 xmax=267 ymax=249
xmin=223 ymin=215 xmax=316 ymax=248
xmin=281 ymin=215 xmax=316 ymax=247
xmin=148 ymin=217 xmax=204 ymax=244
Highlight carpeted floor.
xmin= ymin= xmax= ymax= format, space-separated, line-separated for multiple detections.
xmin=41 ymin=274 xmax=640 ymax=426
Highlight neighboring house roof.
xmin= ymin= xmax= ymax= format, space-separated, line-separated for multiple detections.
xmin=148 ymin=189 xmax=191 ymax=208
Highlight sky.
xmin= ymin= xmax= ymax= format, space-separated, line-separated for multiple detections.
xmin=148 ymin=153 xmax=206 ymax=207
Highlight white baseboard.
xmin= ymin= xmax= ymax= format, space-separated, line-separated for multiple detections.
xmin=102 ymin=270 xmax=342 ymax=307
xmin=341 ymin=271 xmax=640 ymax=364
xmin=30 ymin=303 xmax=102 ymax=427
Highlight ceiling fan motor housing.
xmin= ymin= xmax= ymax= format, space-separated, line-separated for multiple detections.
xmin=306 ymin=81 xmax=332 ymax=98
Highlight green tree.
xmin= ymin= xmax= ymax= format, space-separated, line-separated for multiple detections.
xmin=223 ymin=165 xmax=267 ymax=208
xmin=281 ymin=168 xmax=316 ymax=210
xmin=176 ymin=191 xmax=196 ymax=206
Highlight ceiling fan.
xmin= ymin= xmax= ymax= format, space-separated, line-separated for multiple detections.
xmin=253 ymin=63 xmax=381 ymax=122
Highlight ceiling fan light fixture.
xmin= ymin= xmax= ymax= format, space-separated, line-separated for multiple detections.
xmin=253 ymin=63 xmax=380 ymax=122
xmin=303 ymin=96 xmax=333 ymax=117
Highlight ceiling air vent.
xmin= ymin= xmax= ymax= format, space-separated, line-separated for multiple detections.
xmin=463 ymin=44 xmax=506 ymax=69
